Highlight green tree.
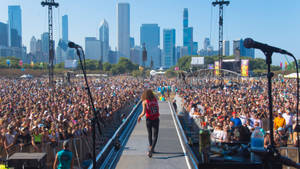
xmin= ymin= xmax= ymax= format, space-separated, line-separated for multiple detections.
xmin=132 ymin=70 xmax=143 ymax=77
xmin=118 ymin=57 xmax=138 ymax=72
xmin=84 ymin=59 xmax=98 ymax=70
xmin=98 ymin=60 xmax=103 ymax=70
xmin=55 ymin=62 xmax=65 ymax=69
xmin=110 ymin=64 xmax=125 ymax=75
xmin=177 ymin=56 xmax=191 ymax=71
xmin=103 ymin=62 xmax=112 ymax=71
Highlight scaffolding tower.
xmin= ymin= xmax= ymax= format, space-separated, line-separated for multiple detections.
xmin=41 ymin=0 xmax=59 ymax=88
xmin=212 ymin=0 xmax=230 ymax=73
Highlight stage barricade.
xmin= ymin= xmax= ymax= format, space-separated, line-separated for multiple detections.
xmin=0 ymin=102 xmax=137 ymax=168
xmin=280 ymin=147 xmax=299 ymax=169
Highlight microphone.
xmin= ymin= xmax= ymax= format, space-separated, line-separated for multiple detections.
xmin=68 ymin=41 xmax=81 ymax=49
xmin=244 ymin=38 xmax=292 ymax=56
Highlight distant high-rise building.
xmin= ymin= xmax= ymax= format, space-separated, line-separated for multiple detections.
xmin=222 ymin=40 xmax=230 ymax=56
xmin=183 ymin=8 xmax=188 ymax=28
xmin=35 ymin=39 xmax=43 ymax=62
xmin=108 ymin=50 xmax=118 ymax=64
xmin=85 ymin=37 xmax=101 ymax=60
xmin=8 ymin=5 xmax=22 ymax=48
xmin=41 ymin=32 xmax=49 ymax=62
xmin=204 ymin=38 xmax=210 ymax=50
xmin=130 ymin=37 xmax=135 ymax=49
xmin=62 ymin=15 xmax=68 ymax=42
xmin=183 ymin=8 xmax=193 ymax=55
xmin=30 ymin=36 xmax=37 ymax=54
xmin=233 ymin=39 xmax=254 ymax=58
xmin=193 ymin=42 xmax=198 ymax=55
xmin=0 ymin=22 xmax=8 ymax=47
xmin=176 ymin=46 xmax=181 ymax=64
xmin=163 ymin=29 xmax=176 ymax=68
xmin=99 ymin=19 xmax=109 ymax=62
xmin=56 ymin=45 xmax=63 ymax=64
xmin=117 ymin=3 xmax=130 ymax=58
xmin=140 ymin=24 xmax=160 ymax=68
xmin=36 ymin=39 xmax=42 ymax=53
xmin=130 ymin=46 xmax=142 ymax=65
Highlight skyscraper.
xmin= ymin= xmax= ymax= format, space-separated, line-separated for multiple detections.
xmin=8 ymin=5 xmax=22 ymax=48
xmin=0 ymin=22 xmax=8 ymax=47
xmin=62 ymin=15 xmax=68 ymax=42
xmin=99 ymin=19 xmax=109 ymax=62
xmin=41 ymin=32 xmax=49 ymax=62
xmin=130 ymin=46 xmax=142 ymax=65
xmin=56 ymin=45 xmax=63 ymax=64
xmin=183 ymin=8 xmax=193 ymax=55
xmin=183 ymin=8 xmax=188 ymax=28
xmin=140 ymin=24 xmax=160 ymax=68
xmin=30 ymin=36 xmax=37 ymax=54
xmin=130 ymin=37 xmax=135 ymax=49
xmin=117 ymin=3 xmax=130 ymax=58
xmin=163 ymin=29 xmax=176 ymax=68
xmin=85 ymin=37 xmax=101 ymax=60
xmin=233 ymin=39 xmax=254 ymax=58
xmin=193 ymin=42 xmax=198 ymax=55
xmin=222 ymin=40 xmax=230 ymax=56
xmin=204 ymin=38 xmax=210 ymax=50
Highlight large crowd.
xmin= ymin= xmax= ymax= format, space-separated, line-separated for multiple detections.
xmin=178 ymin=77 xmax=300 ymax=148
xmin=0 ymin=76 xmax=144 ymax=156
xmin=0 ymin=74 xmax=299 ymax=161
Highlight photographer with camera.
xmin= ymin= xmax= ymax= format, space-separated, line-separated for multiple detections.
xmin=274 ymin=127 xmax=288 ymax=147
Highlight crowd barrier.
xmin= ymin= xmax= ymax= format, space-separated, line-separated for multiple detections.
xmin=0 ymin=102 xmax=136 ymax=169
xmin=280 ymin=147 xmax=299 ymax=169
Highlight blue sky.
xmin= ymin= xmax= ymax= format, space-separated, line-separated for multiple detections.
xmin=0 ymin=0 xmax=299 ymax=65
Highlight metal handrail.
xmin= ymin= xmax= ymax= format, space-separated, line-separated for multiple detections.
xmin=169 ymin=102 xmax=199 ymax=169
xmin=88 ymin=100 xmax=142 ymax=169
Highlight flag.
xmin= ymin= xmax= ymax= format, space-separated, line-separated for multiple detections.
xmin=280 ymin=62 xmax=282 ymax=69
xmin=6 ymin=59 xmax=10 ymax=66
xmin=30 ymin=61 xmax=34 ymax=67
xmin=285 ymin=61 xmax=288 ymax=70
xmin=19 ymin=60 xmax=23 ymax=67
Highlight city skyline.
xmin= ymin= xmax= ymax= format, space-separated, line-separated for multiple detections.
xmin=0 ymin=0 xmax=299 ymax=65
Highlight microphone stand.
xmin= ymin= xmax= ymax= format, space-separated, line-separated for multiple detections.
xmin=264 ymin=50 xmax=275 ymax=148
xmin=262 ymin=50 xmax=300 ymax=168
xmin=75 ymin=47 xmax=103 ymax=169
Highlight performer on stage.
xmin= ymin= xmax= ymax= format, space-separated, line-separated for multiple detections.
xmin=138 ymin=89 xmax=160 ymax=158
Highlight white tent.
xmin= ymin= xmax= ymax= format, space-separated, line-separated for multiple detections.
xmin=284 ymin=73 xmax=300 ymax=79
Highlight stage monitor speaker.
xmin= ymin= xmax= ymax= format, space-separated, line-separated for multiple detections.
xmin=7 ymin=153 xmax=47 ymax=169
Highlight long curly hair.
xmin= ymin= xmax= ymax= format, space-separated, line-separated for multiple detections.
xmin=141 ymin=89 xmax=155 ymax=101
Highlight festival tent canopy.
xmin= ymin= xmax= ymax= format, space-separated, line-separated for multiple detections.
xmin=284 ymin=73 xmax=300 ymax=79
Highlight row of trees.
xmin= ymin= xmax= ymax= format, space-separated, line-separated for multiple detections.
xmin=0 ymin=56 xmax=140 ymax=73
xmin=2 ymin=55 xmax=297 ymax=77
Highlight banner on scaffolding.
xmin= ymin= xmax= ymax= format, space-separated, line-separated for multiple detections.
xmin=214 ymin=61 xmax=220 ymax=76
xmin=241 ymin=59 xmax=249 ymax=77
